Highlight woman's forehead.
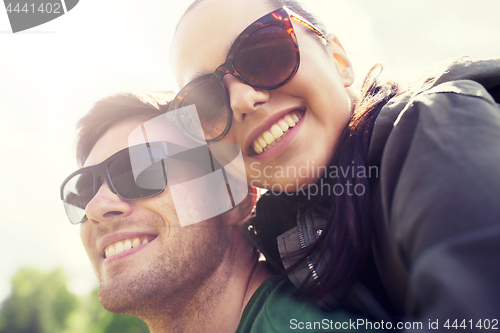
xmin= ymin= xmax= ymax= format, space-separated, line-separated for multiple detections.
xmin=172 ymin=0 xmax=275 ymax=86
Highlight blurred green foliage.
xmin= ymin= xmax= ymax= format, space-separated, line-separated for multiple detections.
xmin=0 ymin=268 xmax=149 ymax=333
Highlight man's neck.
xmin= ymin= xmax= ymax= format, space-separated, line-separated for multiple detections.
xmin=143 ymin=246 xmax=274 ymax=333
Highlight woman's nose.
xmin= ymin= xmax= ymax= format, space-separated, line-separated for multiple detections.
xmin=223 ymin=75 xmax=270 ymax=123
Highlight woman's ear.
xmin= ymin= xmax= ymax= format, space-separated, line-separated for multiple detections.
xmin=326 ymin=33 xmax=355 ymax=87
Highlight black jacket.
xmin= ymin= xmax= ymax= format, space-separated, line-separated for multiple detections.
xmin=250 ymin=57 xmax=500 ymax=329
xmin=368 ymin=57 xmax=500 ymax=324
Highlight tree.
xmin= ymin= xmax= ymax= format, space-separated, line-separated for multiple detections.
xmin=0 ymin=268 xmax=149 ymax=333
xmin=0 ymin=268 xmax=77 ymax=333
xmin=73 ymin=288 xmax=149 ymax=333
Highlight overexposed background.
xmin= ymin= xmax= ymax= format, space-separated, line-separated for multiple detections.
xmin=1 ymin=0 xmax=500 ymax=303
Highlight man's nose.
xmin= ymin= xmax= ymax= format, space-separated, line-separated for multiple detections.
xmin=84 ymin=179 xmax=133 ymax=225
xmin=223 ymin=75 xmax=270 ymax=123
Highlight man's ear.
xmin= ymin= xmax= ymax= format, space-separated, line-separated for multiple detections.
xmin=327 ymin=33 xmax=355 ymax=87
xmin=223 ymin=186 xmax=257 ymax=226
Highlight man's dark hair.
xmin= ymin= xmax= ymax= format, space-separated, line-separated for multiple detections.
xmin=76 ymin=90 xmax=174 ymax=166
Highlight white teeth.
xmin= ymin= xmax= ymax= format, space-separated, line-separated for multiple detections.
xmin=279 ymin=120 xmax=289 ymax=132
xmin=263 ymin=131 xmax=275 ymax=144
xmin=253 ymin=143 xmax=263 ymax=154
xmin=115 ymin=242 xmax=124 ymax=255
xmin=270 ymin=124 xmax=284 ymax=139
xmin=132 ymin=238 xmax=140 ymax=248
xmin=254 ymin=139 xmax=264 ymax=151
xmin=104 ymin=236 xmax=153 ymax=258
xmin=252 ymin=111 xmax=303 ymax=155
xmin=285 ymin=115 xmax=296 ymax=127
xmin=258 ymin=137 xmax=267 ymax=148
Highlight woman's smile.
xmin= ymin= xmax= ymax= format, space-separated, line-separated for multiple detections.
xmin=250 ymin=109 xmax=304 ymax=155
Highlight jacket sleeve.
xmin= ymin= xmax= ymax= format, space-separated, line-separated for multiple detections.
xmin=380 ymin=79 xmax=500 ymax=324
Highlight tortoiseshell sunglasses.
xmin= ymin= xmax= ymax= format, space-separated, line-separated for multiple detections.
xmin=167 ymin=6 xmax=326 ymax=143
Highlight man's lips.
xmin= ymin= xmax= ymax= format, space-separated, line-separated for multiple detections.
xmin=99 ymin=232 xmax=158 ymax=259
xmin=244 ymin=106 xmax=306 ymax=156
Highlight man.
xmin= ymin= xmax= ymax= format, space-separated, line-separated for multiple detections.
xmin=60 ymin=90 xmax=377 ymax=333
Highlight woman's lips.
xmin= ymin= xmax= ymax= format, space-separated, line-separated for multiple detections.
xmin=250 ymin=110 xmax=305 ymax=162
xmin=250 ymin=110 xmax=304 ymax=155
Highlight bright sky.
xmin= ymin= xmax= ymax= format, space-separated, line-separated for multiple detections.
xmin=1 ymin=0 xmax=499 ymax=302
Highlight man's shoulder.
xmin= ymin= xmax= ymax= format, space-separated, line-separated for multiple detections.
xmin=236 ymin=277 xmax=369 ymax=333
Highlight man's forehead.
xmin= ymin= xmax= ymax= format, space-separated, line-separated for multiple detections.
xmin=85 ymin=117 xmax=143 ymax=167
xmin=127 ymin=114 xmax=199 ymax=149
xmin=85 ymin=115 xmax=197 ymax=167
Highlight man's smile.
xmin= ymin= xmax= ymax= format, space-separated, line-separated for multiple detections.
xmin=99 ymin=232 xmax=158 ymax=261
xmin=104 ymin=235 xmax=157 ymax=259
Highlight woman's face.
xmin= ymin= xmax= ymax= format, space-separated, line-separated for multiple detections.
xmin=172 ymin=0 xmax=354 ymax=191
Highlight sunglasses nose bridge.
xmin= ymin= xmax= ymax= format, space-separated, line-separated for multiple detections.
xmin=213 ymin=64 xmax=234 ymax=82
xmin=94 ymin=167 xmax=119 ymax=197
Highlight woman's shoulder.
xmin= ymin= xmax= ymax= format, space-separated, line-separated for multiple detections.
xmin=365 ymin=58 xmax=500 ymax=323
xmin=430 ymin=57 xmax=500 ymax=89
xmin=368 ymin=57 xmax=500 ymax=167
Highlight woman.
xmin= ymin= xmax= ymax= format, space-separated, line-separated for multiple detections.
xmin=169 ymin=0 xmax=500 ymax=325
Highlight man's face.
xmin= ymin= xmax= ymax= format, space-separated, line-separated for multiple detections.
xmin=80 ymin=116 xmax=229 ymax=315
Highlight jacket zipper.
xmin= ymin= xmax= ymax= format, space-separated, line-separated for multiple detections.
xmin=297 ymin=212 xmax=320 ymax=282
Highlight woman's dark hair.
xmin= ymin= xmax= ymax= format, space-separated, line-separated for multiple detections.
xmin=302 ymin=65 xmax=403 ymax=300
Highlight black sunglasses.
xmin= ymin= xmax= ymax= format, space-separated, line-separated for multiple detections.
xmin=60 ymin=141 xmax=175 ymax=225
xmin=61 ymin=140 xmax=244 ymax=225
xmin=167 ymin=6 xmax=326 ymax=143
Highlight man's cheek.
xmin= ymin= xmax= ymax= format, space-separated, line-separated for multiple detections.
xmin=80 ymin=222 xmax=93 ymax=257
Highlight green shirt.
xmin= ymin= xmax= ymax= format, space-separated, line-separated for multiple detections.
xmin=236 ymin=277 xmax=383 ymax=332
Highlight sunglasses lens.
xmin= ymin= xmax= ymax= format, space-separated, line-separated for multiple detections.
xmin=179 ymin=81 xmax=229 ymax=142
xmin=234 ymin=25 xmax=297 ymax=87
xmin=109 ymin=147 xmax=167 ymax=200
xmin=62 ymin=171 xmax=94 ymax=224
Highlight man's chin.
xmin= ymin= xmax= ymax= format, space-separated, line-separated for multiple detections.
xmin=95 ymin=266 xmax=188 ymax=317
xmin=97 ymin=281 xmax=157 ymax=316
